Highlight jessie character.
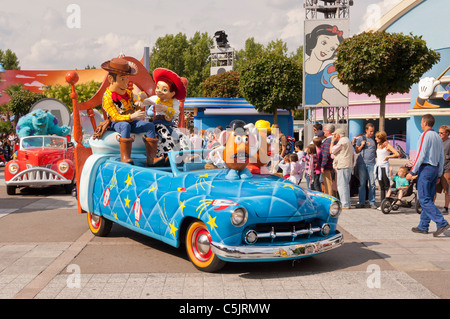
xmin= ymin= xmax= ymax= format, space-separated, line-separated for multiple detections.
xmin=219 ymin=120 xmax=258 ymax=180
xmin=101 ymin=57 xmax=158 ymax=166
xmin=144 ymin=68 xmax=187 ymax=159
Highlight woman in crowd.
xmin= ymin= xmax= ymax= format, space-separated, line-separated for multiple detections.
xmin=374 ymin=130 xmax=400 ymax=205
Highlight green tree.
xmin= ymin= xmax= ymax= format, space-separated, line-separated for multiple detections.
xmin=43 ymin=81 xmax=101 ymax=112
xmin=149 ymin=33 xmax=189 ymax=77
xmin=183 ymin=32 xmax=214 ymax=97
xmin=0 ymin=49 xmax=20 ymax=70
xmin=239 ymin=53 xmax=302 ymax=124
xmin=149 ymin=32 xmax=212 ymax=97
xmin=203 ymin=71 xmax=242 ymax=98
xmin=7 ymin=88 xmax=46 ymax=127
xmin=235 ymin=38 xmax=266 ymax=73
xmin=335 ymin=31 xmax=440 ymax=132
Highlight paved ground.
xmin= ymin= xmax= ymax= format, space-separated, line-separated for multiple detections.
xmin=0 ymin=159 xmax=449 ymax=300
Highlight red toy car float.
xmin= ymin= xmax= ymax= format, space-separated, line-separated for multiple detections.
xmin=5 ymin=135 xmax=75 ymax=195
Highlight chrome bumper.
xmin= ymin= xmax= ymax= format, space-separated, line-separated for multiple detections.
xmin=6 ymin=167 xmax=71 ymax=187
xmin=211 ymin=232 xmax=343 ymax=261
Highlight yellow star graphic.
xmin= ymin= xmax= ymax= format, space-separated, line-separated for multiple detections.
xmin=179 ymin=200 xmax=186 ymax=213
xmin=125 ymin=174 xmax=133 ymax=188
xmin=148 ymin=185 xmax=157 ymax=193
xmin=207 ymin=214 xmax=218 ymax=230
xmin=124 ymin=195 xmax=131 ymax=208
xmin=169 ymin=221 xmax=178 ymax=237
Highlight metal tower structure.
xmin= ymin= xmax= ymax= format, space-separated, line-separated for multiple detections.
xmin=304 ymin=0 xmax=353 ymax=19
xmin=210 ymin=31 xmax=236 ymax=76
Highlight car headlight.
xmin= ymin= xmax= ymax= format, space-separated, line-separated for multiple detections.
xmin=231 ymin=207 xmax=248 ymax=227
xmin=329 ymin=201 xmax=341 ymax=218
xmin=8 ymin=163 xmax=19 ymax=175
xmin=58 ymin=161 xmax=69 ymax=173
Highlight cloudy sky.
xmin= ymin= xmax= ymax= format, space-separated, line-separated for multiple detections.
xmin=0 ymin=0 xmax=401 ymax=70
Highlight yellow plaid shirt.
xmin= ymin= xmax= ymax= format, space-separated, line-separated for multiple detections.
xmin=103 ymin=88 xmax=135 ymax=122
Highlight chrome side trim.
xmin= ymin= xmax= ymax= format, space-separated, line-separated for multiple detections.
xmin=211 ymin=232 xmax=343 ymax=261
xmin=6 ymin=167 xmax=71 ymax=186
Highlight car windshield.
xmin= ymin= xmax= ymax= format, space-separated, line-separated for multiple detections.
xmin=21 ymin=136 xmax=66 ymax=149
xmin=172 ymin=149 xmax=226 ymax=173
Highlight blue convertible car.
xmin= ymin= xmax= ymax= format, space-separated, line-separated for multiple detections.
xmin=78 ymin=132 xmax=343 ymax=272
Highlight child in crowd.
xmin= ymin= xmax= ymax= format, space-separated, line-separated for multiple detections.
xmin=277 ymin=154 xmax=291 ymax=179
xmin=304 ymin=144 xmax=317 ymax=189
xmin=386 ymin=166 xmax=410 ymax=200
xmin=294 ymin=141 xmax=306 ymax=183
xmin=288 ymin=153 xmax=304 ymax=185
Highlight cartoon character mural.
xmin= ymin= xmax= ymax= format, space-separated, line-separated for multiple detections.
xmin=413 ymin=66 xmax=450 ymax=109
xmin=304 ymin=23 xmax=348 ymax=106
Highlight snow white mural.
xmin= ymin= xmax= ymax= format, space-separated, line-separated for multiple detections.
xmin=304 ymin=22 xmax=349 ymax=106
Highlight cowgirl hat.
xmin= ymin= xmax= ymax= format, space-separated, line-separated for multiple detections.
xmin=153 ymin=68 xmax=187 ymax=100
xmin=101 ymin=58 xmax=138 ymax=75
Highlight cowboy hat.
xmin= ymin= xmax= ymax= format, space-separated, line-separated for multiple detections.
xmin=153 ymin=68 xmax=187 ymax=100
xmin=101 ymin=58 xmax=138 ymax=75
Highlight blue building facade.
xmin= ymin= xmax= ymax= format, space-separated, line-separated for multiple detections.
xmin=184 ymin=97 xmax=295 ymax=137
xmin=377 ymin=0 xmax=450 ymax=158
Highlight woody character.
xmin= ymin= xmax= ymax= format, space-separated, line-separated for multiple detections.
xmin=101 ymin=57 xmax=158 ymax=166
xmin=143 ymin=68 xmax=187 ymax=160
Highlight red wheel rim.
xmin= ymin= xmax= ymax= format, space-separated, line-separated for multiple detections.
xmin=191 ymin=227 xmax=212 ymax=262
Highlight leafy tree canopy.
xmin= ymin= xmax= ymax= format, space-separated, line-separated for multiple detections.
xmin=335 ymin=31 xmax=440 ymax=99
xmin=0 ymin=49 xmax=20 ymax=70
xmin=239 ymin=52 xmax=302 ymax=124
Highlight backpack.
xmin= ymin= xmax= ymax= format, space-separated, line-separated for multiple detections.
xmin=285 ymin=136 xmax=295 ymax=154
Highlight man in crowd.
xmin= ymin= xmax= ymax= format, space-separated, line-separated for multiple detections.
xmin=331 ymin=128 xmax=353 ymax=209
xmin=407 ymin=114 xmax=449 ymax=237
xmin=321 ymin=124 xmax=335 ymax=196
xmin=435 ymin=125 xmax=450 ymax=215
xmin=355 ymin=123 xmax=377 ymax=208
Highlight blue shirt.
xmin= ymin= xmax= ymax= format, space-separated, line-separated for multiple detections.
xmin=356 ymin=135 xmax=376 ymax=165
xmin=411 ymin=129 xmax=444 ymax=175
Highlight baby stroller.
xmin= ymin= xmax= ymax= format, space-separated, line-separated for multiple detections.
xmin=380 ymin=178 xmax=421 ymax=214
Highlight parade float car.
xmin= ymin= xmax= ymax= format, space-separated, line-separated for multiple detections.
xmin=67 ymin=57 xmax=343 ymax=272
xmin=78 ymin=132 xmax=344 ymax=272
xmin=5 ymin=135 xmax=75 ymax=195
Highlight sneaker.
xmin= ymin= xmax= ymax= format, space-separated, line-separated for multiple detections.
xmin=355 ymin=204 xmax=365 ymax=208
xmin=370 ymin=204 xmax=377 ymax=209
xmin=442 ymin=208 xmax=449 ymax=215
xmin=433 ymin=223 xmax=450 ymax=237
xmin=411 ymin=227 xmax=428 ymax=234
xmin=377 ymin=206 xmax=381 ymax=211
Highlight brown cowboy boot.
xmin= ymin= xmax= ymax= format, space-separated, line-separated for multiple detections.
xmin=142 ymin=135 xmax=159 ymax=166
xmin=118 ymin=137 xmax=134 ymax=165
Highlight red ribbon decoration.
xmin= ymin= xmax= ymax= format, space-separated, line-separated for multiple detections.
xmin=326 ymin=26 xmax=343 ymax=37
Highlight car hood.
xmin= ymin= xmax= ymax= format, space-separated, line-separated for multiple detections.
xmin=17 ymin=148 xmax=65 ymax=166
xmin=180 ymin=170 xmax=318 ymax=219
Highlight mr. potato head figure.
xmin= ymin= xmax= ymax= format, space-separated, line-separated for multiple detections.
xmin=218 ymin=120 xmax=259 ymax=180
xmin=247 ymin=119 xmax=273 ymax=174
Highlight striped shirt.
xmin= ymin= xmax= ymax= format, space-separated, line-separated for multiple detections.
xmin=321 ymin=137 xmax=334 ymax=170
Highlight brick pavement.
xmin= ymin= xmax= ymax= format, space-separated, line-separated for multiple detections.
xmin=0 ymin=163 xmax=449 ymax=299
